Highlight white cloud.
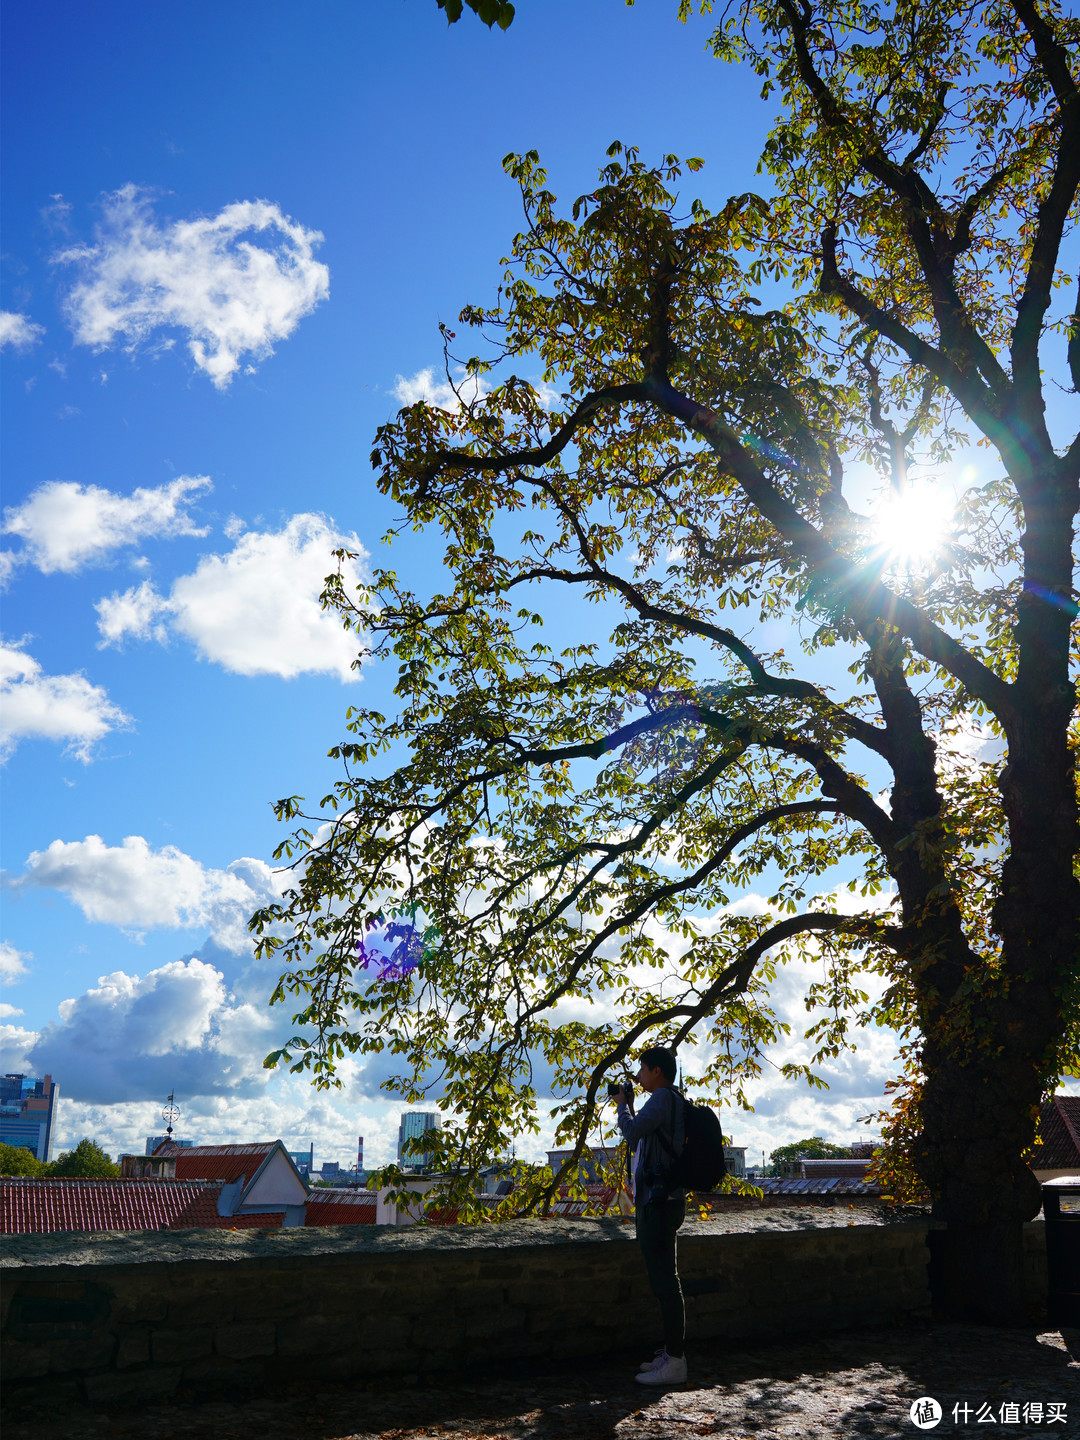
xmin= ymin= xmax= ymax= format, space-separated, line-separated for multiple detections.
xmin=0 ymin=640 xmax=131 ymax=763
xmin=0 ymin=312 xmax=45 ymax=351
xmin=95 ymin=579 xmax=170 ymax=646
xmin=0 ymin=1004 xmax=24 ymax=1019
xmin=96 ymin=513 xmax=368 ymax=680
xmin=2 ymin=475 xmax=210 ymax=575
xmin=393 ymin=365 xmax=491 ymax=411
xmin=0 ymin=942 xmax=31 ymax=984
xmin=0 ymin=1023 xmax=38 ymax=1073
xmin=58 ymin=186 xmax=330 ymax=388
xmin=14 ymin=956 xmax=275 ymax=1105
xmin=392 ymin=366 xmax=561 ymax=413
xmin=8 ymin=835 xmax=281 ymax=953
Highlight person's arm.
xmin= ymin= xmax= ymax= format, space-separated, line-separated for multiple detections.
xmin=616 ymin=1087 xmax=673 ymax=1146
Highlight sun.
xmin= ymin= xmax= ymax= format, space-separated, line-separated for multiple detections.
xmin=868 ymin=481 xmax=956 ymax=572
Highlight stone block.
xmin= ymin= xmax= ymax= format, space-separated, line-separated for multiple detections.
xmin=214 ymin=1322 xmax=276 ymax=1359
xmin=167 ymin=1293 xmax=235 ymax=1328
xmin=179 ymin=1355 xmax=264 ymax=1391
xmin=475 ymin=1261 xmax=524 ymax=1280
xmin=109 ymin=1289 xmax=167 ymax=1326
xmin=230 ymin=1286 xmax=306 ymax=1323
xmin=151 ymin=1327 xmax=213 ymax=1364
xmin=464 ymin=1307 xmax=525 ymax=1340
xmin=83 ymin=1365 xmax=182 ymax=1406
xmin=449 ymin=1283 xmax=505 ymax=1314
xmin=276 ymin=1315 xmax=356 ymax=1358
xmin=1 ymin=1340 xmax=50 ymax=1379
xmin=48 ymin=1331 xmax=117 ymax=1373
xmin=116 ymin=1328 xmax=151 ymax=1369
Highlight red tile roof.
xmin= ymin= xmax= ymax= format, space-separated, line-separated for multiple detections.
xmin=1032 ymin=1096 xmax=1080 ymax=1169
xmin=157 ymin=1142 xmax=276 ymax=1185
xmin=0 ymin=1178 xmax=285 ymax=1235
xmin=305 ymin=1191 xmax=376 ymax=1226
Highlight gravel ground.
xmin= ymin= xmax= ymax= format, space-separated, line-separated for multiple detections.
xmin=6 ymin=1324 xmax=1077 ymax=1440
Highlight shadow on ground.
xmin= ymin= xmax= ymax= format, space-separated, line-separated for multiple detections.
xmin=5 ymin=1324 xmax=1077 ymax=1440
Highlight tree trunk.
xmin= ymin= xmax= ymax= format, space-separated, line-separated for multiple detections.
xmin=929 ymin=1221 xmax=1032 ymax=1327
xmin=917 ymin=1035 xmax=1046 ymax=1325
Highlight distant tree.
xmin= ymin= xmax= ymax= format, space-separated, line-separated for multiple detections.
xmin=0 ymin=1143 xmax=45 ymax=1177
xmin=769 ymin=1136 xmax=851 ymax=1175
xmin=46 ymin=1139 xmax=121 ymax=1178
xmin=258 ymin=0 xmax=1079 ymax=1325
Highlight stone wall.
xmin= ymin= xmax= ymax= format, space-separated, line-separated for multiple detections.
xmin=0 ymin=1215 xmax=1046 ymax=1408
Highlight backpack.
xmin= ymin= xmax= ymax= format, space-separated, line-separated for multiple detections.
xmin=656 ymin=1090 xmax=727 ymax=1194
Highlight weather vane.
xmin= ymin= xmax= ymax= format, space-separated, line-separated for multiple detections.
xmin=162 ymin=1090 xmax=181 ymax=1142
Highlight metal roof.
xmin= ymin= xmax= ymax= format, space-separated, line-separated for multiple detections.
xmin=756 ymin=1176 xmax=882 ymax=1195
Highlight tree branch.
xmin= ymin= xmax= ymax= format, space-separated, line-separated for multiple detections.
xmin=509 ymin=558 xmax=893 ymax=760
xmin=639 ymin=374 xmax=1019 ymax=724
xmin=415 ymin=381 xmax=647 ymax=498
xmin=1011 ymin=0 xmax=1079 ymax=108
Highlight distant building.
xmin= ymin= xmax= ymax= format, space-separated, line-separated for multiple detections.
xmin=1031 ymin=1095 xmax=1080 ymax=1182
xmin=145 ymin=1135 xmax=194 ymax=1155
xmin=154 ymin=1140 xmax=309 ymax=1225
xmin=0 ymin=1073 xmax=58 ymax=1162
xmin=800 ymin=1158 xmax=871 ymax=1180
xmin=724 ymin=1146 xmax=747 ymax=1179
xmin=546 ymin=1146 xmax=622 ymax=1184
xmin=398 ymin=1112 xmax=441 ymax=1171
xmin=287 ymin=1144 xmax=314 ymax=1177
xmin=2 ymin=1137 xmax=380 ymax=1235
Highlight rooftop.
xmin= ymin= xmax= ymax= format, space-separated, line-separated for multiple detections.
xmin=0 ymin=1178 xmax=283 ymax=1235
xmin=1032 ymin=1095 xmax=1080 ymax=1168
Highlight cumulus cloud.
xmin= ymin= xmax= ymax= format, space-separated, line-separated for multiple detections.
xmin=0 ymin=312 xmax=45 ymax=351
xmin=95 ymin=513 xmax=367 ymax=680
xmin=58 ymin=186 xmax=329 ymax=388
xmin=2 ymin=475 xmax=210 ymax=576
xmin=0 ymin=1023 xmax=38 ymax=1073
xmin=0 ymin=640 xmax=131 ymax=763
xmin=8 ymin=835 xmax=281 ymax=953
xmin=393 ymin=366 xmax=490 ymax=411
xmin=17 ymin=956 xmax=275 ymax=1104
xmin=0 ymin=941 xmax=31 ymax=984
xmin=392 ymin=366 xmax=561 ymax=413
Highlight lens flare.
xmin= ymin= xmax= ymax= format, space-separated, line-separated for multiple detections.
xmin=868 ymin=482 xmax=955 ymax=571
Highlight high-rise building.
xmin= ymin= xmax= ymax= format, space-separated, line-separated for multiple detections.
xmin=397 ymin=1111 xmax=441 ymax=1171
xmin=287 ymin=1144 xmax=314 ymax=1177
xmin=145 ymin=1135 xmax=195 ymax=1155
xmin=0 ymin=1073 xmax=59 ymax=1162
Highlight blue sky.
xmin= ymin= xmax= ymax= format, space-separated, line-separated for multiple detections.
xmin=3 ymin=1 xmax=1058 ymax=1169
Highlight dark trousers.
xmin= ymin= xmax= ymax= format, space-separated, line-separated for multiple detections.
xmin=635 ymin=1195 xmax=686 ymax=1356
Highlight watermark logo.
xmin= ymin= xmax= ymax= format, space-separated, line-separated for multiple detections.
xmin=909 ymin=1397 xmax=942 ymax=1430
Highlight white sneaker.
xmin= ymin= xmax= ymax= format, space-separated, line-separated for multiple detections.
xmin=637 ymin=1347 xmax=665 ymax=1373
xmin=635 ymin=1350 xmax=688 ymax=1386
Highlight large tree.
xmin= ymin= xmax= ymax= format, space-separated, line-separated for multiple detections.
xmin=256 ymin=0 xmax=1079 ymax=1323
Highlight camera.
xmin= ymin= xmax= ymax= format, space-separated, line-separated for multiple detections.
xmin=607 ymin=1077 xmax=634 ymax=1103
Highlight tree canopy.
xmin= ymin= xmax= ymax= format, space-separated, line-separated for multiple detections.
xmin=256 ymin=0 xmax=1079 ymax=1320
xmin=769 ymin=1136 xmax=852 ymax=1171
xmin=0 ymin=1138 xmax=120 ymax=1178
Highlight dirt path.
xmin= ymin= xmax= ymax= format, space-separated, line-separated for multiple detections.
xmin=6 ymin=1324 xmax=1077 ymax=1440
